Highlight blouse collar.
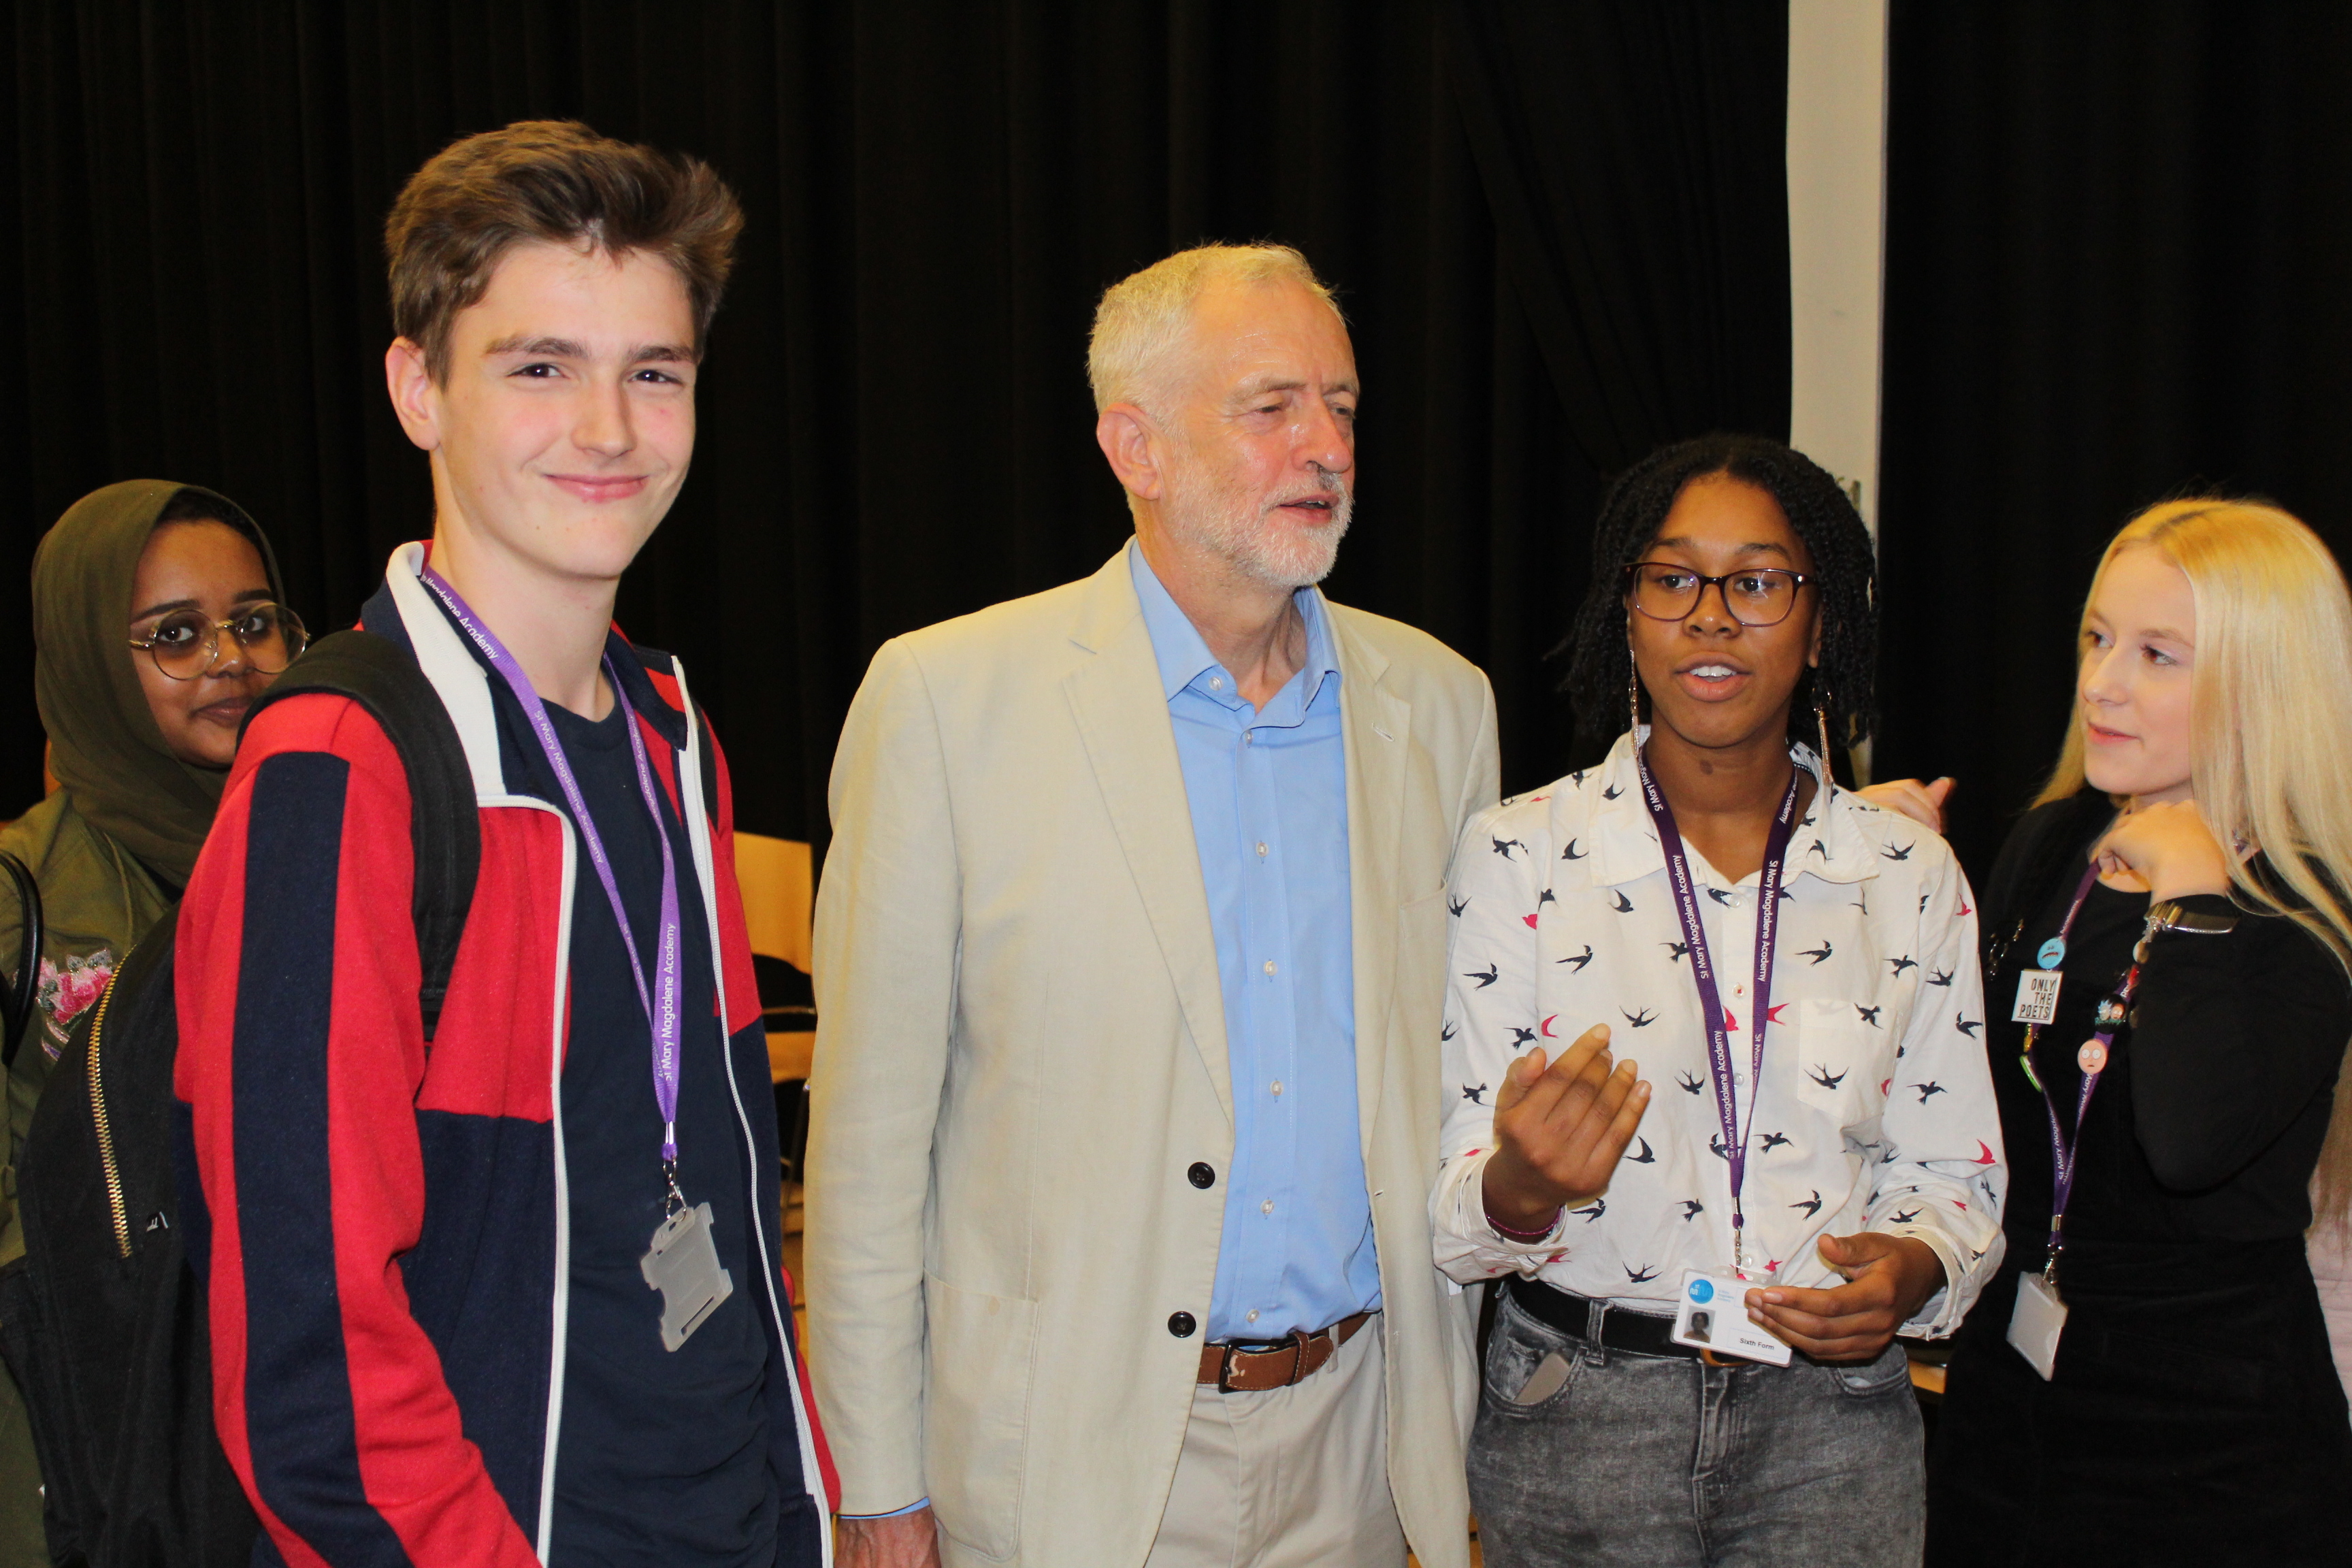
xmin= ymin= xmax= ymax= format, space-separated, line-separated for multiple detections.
xmin=1579 ymin=727 xmax=1881 ymax=891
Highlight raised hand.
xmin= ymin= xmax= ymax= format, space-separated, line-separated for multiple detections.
xmin=2093 ymin=798 xmax=2233 ymax=900
xmin=1855 ymin=776 xmax=1954 ymax=834
xmin=1744 ymin=1230 xmax=1946 ymax=1361
xmin=1479 ymin=1023 xmax=1651 ymax=1234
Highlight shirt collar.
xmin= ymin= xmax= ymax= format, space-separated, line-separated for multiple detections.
xmin=1127 ymin=538 xmax=1341 ymax=708
xmin=1584 ymin=728 xmax=1878 ymax=889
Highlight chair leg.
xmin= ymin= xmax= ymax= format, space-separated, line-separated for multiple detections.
xmin=774 ymin=1078 xmax=812 ymax=1185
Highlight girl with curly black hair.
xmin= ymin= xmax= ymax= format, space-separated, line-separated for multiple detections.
xmin=1559 ymin=433 xmax=1879 ymax=760
xmin=1431 ymin=434 xmax=2002 ymax=1565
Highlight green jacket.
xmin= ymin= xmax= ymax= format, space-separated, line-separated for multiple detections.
xmin=0 ymin=789 xmax=174 ymax=1265
xmin=0 ymin=478 xmax=287 ymax=1566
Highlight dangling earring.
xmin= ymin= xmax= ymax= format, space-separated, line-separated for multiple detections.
xmin=1814 ymin=685 xmax=1836 ymax=774
xmin=1627 ymin=654 xmax=1642 ymax=737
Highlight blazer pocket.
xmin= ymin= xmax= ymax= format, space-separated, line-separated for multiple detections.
xmin=923 ymin=1275 xmax=1038 ymax=1560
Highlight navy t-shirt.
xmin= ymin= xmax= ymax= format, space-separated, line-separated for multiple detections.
xmin=539 ymin=693 xmax=775 ymax=1565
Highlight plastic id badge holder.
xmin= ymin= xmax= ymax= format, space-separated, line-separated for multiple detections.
xmin=642 ymin=1202 xmax=735 ymax=1352
xmin=1670 ymin=1269 xmax=1793 ymax=1365
xmin=2006 ymin=1274 xmax=2066 ymax=1380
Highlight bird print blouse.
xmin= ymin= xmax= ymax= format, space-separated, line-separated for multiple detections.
xmin=1432 ymin=730 xmax=2007 ymax=1335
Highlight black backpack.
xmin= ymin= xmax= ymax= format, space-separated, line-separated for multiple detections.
xmin=1 ymin=849 xmax=44 ymax=1068
xmin=0 ymin=629 xmax=480 ymax=1568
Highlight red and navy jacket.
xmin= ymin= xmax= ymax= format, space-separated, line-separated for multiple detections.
xmin=174 ymin=544 xmax=837 ymax=1566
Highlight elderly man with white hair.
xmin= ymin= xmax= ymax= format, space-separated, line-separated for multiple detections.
xmin=808 ymin=244 xmax=1498 ymax=1568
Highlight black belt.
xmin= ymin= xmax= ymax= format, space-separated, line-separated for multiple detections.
xmin=1506 ymin=1275 xmax=1706 ymax=1361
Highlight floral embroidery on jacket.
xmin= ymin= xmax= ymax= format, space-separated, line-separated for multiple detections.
xmin=35 ymin=949 xmax=114 ymax=1060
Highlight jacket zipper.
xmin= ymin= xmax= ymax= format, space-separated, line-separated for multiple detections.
xmin=493 ymin=792 xmax=577 ymax=1564
xmin=86 ymin=970 xmax=131 ymax=1260
xmin=667 ymin=660 xmax=834 ymax=1532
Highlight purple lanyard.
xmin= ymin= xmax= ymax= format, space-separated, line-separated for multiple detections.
xmin=2021 ymin=864 xmax=2140 ymax=1285
xmin=1633 ymin=746 xmax=1802 ymax=1273
xmin=417 ymin=568 xmax=687 ymax=1177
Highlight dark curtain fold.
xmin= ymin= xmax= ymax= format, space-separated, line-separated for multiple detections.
xmin=1441 ymin=1 xmax=1791 ymax=474
xmin=1877 ymin=1 xmax=2352 ymax=876
xmin=0 ymin=1 xmax=1792 ymax=842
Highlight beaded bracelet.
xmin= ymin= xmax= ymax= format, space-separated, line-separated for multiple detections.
xmin=1488 ymin=1206 xmax=1563 ymax=1243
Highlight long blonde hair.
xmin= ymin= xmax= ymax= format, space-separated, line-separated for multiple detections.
xmin=2037 ymin=498 xmax=2352 ymax=1228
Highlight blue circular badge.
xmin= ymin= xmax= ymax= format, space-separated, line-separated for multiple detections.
xmin=1688 ymin=1279 xmax=1714 ymax=1303
xmin=2036 ymin=936 xmax=2067 ymax=969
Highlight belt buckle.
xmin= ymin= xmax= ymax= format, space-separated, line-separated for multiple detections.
xmin=1216 ymin=1329 xmax=1312 ymax=1393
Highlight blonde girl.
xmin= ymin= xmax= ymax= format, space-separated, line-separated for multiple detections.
xmin=1923 ymin=499 xmax=2352 ymax=1566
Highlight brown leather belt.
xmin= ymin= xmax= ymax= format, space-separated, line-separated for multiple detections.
xmin=1196 ymin=1311 xmax=1373 ymax=1392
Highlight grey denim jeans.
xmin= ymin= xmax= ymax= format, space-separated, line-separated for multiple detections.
xmin=1467 ymin=1290 xmax=1925 ymax=1568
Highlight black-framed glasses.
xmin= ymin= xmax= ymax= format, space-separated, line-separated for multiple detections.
xmin=1622 ymin=561 xmax=1812 ymax=628
xmin=128 ymin=603 xmax=308 ymax=681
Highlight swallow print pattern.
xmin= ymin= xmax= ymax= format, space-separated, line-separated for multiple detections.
xmin=1432 ymin=730 xmax=2009 ymax=1334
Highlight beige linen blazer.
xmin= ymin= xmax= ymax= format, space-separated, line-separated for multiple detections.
xmin=807 ymin=547 xmax=1499 ymax=1567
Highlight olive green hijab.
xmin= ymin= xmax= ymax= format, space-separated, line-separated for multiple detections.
xmin=31 ymin=480 xmax=287 ymax=889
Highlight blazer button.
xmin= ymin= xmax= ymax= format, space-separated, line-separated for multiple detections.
xmin=1188 ymin=1162 xmax=1216 ymax=1189
xmin=1168 ymin=1311 xmax=1197 ymax=1338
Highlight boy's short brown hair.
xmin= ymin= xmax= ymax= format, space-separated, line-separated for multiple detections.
xmin=386 ymin=120 xmax=743 ymax=380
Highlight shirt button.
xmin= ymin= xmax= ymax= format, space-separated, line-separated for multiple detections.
xmin=1169 ymin=1311 xmax=1197 ymax=1338
xmin=1256 ymin=842 xmax=1269 ymax=858
xmin=1209 ymin=676 xmax=1224 ymax=690
xmin=1271 ymin=1080 xmax=1284 ymax=1097
xmin=1263 ymin=960 xmax=1277 ymax=976
xmin=1247 ymin=1309 xmax=1260 ymax=1324
xmin=1261 ymin=1199 xmax=1275 ymax=1215
xmin=1188 ymin=1162 xmax=1216 ymax=1189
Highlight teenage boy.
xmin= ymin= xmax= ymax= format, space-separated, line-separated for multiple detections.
xmin=176 ymin=120 xmax=832 ymax=1567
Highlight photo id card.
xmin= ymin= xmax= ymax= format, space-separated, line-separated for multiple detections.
xmin=2013 ymin=969 xmax=2063 ymax=1026
xmin=1669 ymin=1269 xmax=1793 ymax=1366
xmin=2006 ymin=1272 xmax=2067 ymax=1381
xmin=641 ymin=1200 xmax=734 ymax=1352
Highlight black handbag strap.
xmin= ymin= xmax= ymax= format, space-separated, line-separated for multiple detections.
xmin=241 ymin=630 xmax=481 ymax=1041
xmin=0 ymin=851 xmax=42 ymax=1069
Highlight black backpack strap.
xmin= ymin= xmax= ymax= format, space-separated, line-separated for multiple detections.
xmin=1 ymin=851 xmax=44 ymax=1068
xmin=242 ymin=630 xmax=480 ymax=1041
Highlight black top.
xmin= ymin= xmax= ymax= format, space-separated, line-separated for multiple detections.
xmin=1982 ymin=793 xmax=2351 ymax=1258
xmin=1928 ymin=794 xmax=2352 ymax=1565
xmin=538 ymin=695 xmax=776 ymax=1566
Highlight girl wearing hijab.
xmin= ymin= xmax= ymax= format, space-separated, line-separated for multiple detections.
xmin=1924 ymin=500 xmax=2352 ymax=1564
xmin=0 ymin=478 xmax=301 ymax=1564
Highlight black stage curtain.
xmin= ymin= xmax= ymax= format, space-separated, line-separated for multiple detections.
xmin=0 ymin=1 xmax=1788 ymax=841
xmin=1446 ymin=5 xmax=1790 ymax=476
xmin=1877 ymin=1 xmax=2352 ymax=876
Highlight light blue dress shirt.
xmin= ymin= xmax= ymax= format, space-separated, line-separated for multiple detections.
xmin=1130 ymin=543 xmax=1380 ymax=1343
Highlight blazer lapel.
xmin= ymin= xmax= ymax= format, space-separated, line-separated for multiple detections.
xmin=1062 ymin=553 xmax=1235 ymax=1127
xmin=1333 ymin=608 xmax=1409 ymax=1149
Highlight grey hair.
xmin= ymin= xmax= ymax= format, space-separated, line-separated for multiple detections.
xmin=1086 ymin=243 xmax=1342 ymax=414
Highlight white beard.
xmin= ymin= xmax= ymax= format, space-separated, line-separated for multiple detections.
xmin=1162 ymin=459 xmax=1354 ymax=590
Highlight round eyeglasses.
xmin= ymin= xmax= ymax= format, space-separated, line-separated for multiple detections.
xmin=128 ymin=602 xmax=308 ymax=681
xmin=1622 ymin=561 xmax=1812 ymax=629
